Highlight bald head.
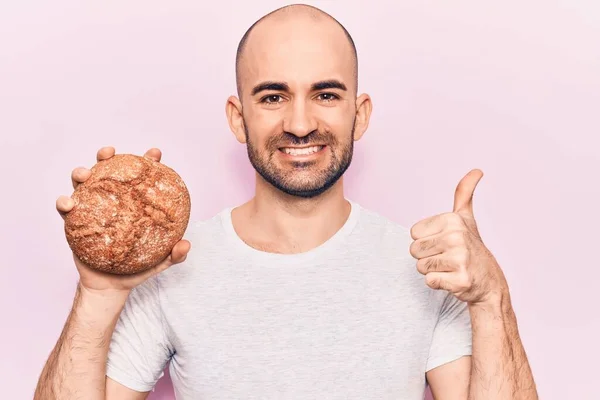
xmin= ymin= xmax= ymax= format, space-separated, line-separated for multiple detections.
xmin=235 ymin=4 xmax=358 ymax=98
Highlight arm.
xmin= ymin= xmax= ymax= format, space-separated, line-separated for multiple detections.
xmin=467 ymin=293 xmax=537 ymax=399
xmin=38 ymin=146 xmax=189 ymax=399
xmin=426 ymin=294 xmax=538 ymax=399
xmin=34 ymin=284 xmax=150 ymax=400
xmin=427 ymin=356 xmax=471 ymax=400
xmin=411 ymin=169 xmax=537 ymax=400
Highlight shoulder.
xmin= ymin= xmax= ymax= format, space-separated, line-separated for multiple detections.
xmin=352 ymin=202 xmax=414 ymax=250
xmin=188 ymin=208 xmax=230 ymax=234
xmin=181 ymin=208 xmax=232 ymax=249
xmin=154 ymin=208 xmax=231 ymax=282
xmin=352 ymin=202 xmax=451 ymax=309
xmin=349 ymin=201 xmax=421 ymax=277
xmin=355 ymin=204 xmax=411 ymax=234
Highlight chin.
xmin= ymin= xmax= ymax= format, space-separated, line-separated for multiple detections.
xmin=250 ymin=152 xmax=350 ymax=199
xmin=277 ymin=176 xmax=342 ymax=198
xmin=279 ymin=186 xmax=331 ymax=199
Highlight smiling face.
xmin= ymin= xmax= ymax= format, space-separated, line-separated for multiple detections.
xmin=243 ymin=77 xmax=357 ymax=198
xmin=227 ymin=6 xmax=371 ymax=198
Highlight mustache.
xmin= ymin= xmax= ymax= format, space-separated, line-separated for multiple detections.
xmin=267 ymin=131 xmax=337 ymax=148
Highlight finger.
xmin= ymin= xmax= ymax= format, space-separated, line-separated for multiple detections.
xmin=425 ymin=271 xmax=470 ymax=293
xmin=96 ymin=146 xmax=116 ymax=162
xmin=411 ymin=211 xmax=464 ymax=240
xmin=410 ymin=214 xmax=444 ymax=240
xmin=56 ymin=195 xmax=75 ymax=219
xmin=71 ymin=167 xmax=92 ymax=189
xmin=453 ymin=169 xmax=483 ymax=216
xmin=142 ymin=240 xmax=191 ymax=279
xmin=410 ymin=233 xmax=445 ymax=259
xmin=410 ymin=227 xmax=469 ymax=259
xmin=144 ymin=148 xmax=162 ymax=162
xmin=416 ymin=255 xmax=455 ymax=275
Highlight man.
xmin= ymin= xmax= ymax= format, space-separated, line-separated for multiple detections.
xmin=35 ymin=4 xmax=537 ymax=400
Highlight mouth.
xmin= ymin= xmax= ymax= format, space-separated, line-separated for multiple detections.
xmin=278 ymin=145 xmax=326 ymax=156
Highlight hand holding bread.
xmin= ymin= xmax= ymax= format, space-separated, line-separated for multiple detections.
xmin=56 ymin=146 xmax=191 ymax=293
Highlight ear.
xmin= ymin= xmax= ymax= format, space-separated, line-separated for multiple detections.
xmin=353 ymin=93 xmax=372 ymax=141
xmin=225 ymin=95 xmax=246 ymax=144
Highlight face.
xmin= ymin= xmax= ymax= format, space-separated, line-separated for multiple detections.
xmin=244 ymin=112 xmax=355 ymax=198
xmin=228 ymin=13 xmax=371 ymax=198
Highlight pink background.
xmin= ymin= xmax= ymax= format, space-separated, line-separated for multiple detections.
xmin=1 ymin=1 xmax=598 ymax=399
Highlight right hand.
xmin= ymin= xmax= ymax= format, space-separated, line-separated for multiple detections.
xmin=56 ymin=146 xmax=191 ymax=295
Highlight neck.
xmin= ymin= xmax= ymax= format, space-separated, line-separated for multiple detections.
xmin=231 ymin=174 xmax=351 ymax=254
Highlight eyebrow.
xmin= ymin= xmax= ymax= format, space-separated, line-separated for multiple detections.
xmin=312 ymin=80 xmax=347 ymax=91
xmin=250 ymin=79 xmax=347 ymax=96
xmin=251 ymin=81 xmax=289 ymax=96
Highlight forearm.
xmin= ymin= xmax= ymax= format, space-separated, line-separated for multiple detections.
xmin=467 ymin=292 xmax=537 ymax=400
xmin=34 ymin=283 xmax=128 ymax=400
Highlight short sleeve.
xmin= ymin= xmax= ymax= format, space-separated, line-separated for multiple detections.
xmin=105 ymin=276 xmax=173 ymax=392
xmin=426 ymin=292 xmax=473 ymax=371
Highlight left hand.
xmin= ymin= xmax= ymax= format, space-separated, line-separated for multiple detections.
xmin=409 ymin=169 xmax=509 ymax=305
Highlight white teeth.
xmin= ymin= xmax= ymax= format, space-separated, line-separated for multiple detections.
xmin=282 ymin=146 xmax=322 ymax=156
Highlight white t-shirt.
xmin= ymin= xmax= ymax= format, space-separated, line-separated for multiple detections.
xmin=106 ymin=200 xmax=472 ymax=399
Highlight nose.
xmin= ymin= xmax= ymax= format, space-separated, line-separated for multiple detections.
xmin=282 ymin=99 xmax=317 ymax=137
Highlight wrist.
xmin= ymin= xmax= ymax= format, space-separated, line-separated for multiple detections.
xmin=74 ymin=283 xmax=129 ymax=324
xmin=468 ymin=288 xmax=512 ymax=316
xmin=77 ymin=281 xmax=131 ymax=303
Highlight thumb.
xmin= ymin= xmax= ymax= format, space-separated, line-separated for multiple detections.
xmin=169 ymin=239 xmax=192 ymax=264
xmin=453 ymin=169 xmax=483 ymax=215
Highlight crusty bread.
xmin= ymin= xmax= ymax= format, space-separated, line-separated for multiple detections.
xmin=64 ymin=154 xmax=191 ymax=275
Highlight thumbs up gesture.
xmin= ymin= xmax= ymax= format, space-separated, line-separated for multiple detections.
xmin=409 ymin=169 xmax=509 ymax=305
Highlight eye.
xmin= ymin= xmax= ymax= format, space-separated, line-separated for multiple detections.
xmin=317 ymin=93 xmax=339 ymax=102
xmin=261 ymin=95 xmax=283 ymax=104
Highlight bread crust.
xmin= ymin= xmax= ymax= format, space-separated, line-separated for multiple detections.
xmin=64 ymin=154 xmax=191 ymax=274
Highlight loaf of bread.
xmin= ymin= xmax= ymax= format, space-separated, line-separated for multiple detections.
xmin=64 ymin=154 xmax=191 ymax=275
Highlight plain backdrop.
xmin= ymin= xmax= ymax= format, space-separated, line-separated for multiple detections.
xmin=1 ymin=0 xmax=599 ymax=399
